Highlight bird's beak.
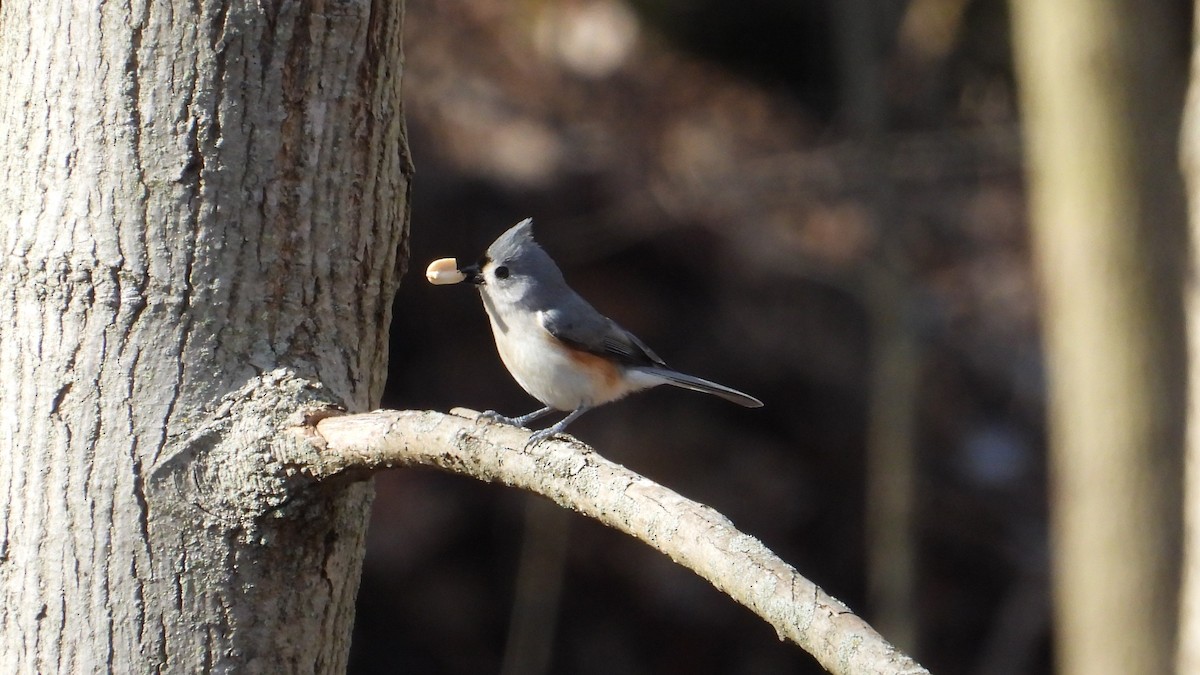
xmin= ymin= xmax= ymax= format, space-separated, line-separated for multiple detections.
xmin=460 ymin=263 xmax=484 ymax=285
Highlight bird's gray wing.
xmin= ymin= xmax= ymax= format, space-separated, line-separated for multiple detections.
xmin=540 ymin=305 xmax=667 ymax=369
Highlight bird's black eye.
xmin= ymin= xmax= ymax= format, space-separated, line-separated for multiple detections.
xmin=494 ymin=265 xmax=510 ymax=279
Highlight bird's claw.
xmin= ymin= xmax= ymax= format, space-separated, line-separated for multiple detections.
xmin=478 ymin=410 xmax=522 ymax=427
xmin=524 ymin=428 xmax=561 ymax=448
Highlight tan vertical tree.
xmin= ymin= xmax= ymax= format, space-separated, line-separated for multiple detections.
xmin=0 ymin=1 xmax=409 ymax=670
xmin=1179 ymin=2 xmax=1200 ymax=670
xmin=1009 ymin=0 xmax=1187 ymax=673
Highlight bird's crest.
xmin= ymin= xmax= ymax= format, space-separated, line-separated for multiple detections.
xmin=487 ymin=218 xmax=541 ymax=263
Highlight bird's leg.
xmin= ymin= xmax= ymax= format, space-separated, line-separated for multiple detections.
xmin=479 ymin=406 xmax=555 ymax=428
xmin=526 ymin=405 xmax=592 ymax=447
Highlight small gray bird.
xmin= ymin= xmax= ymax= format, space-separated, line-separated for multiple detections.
xmin=453 ymin=219 xmax=763 ymax=444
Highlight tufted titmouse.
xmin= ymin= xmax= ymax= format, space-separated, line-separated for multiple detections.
xmin=446 ymin=218 xmax=763 ymax=445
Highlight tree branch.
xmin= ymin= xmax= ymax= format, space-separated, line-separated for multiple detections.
xmin=290 ymin=408 xmax=928 ymax=675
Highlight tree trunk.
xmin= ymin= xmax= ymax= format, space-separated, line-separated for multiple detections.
xmin=829 ymin=0 xmax=921 ymax=652
xmin=1179 ymin=2 xmax=1200 ymax=669
xmin=0 ymin=1 xmax=409 ymax=671
xmin=1008 ymin=0 xmax=1186 ymax=673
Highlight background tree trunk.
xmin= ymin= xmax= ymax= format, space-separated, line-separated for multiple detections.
xmin=1008 ymin=0 xmax=1186 ymax=673
xmin=0 ymin=1 xmax=409 ymax=671
xmin=829 ymin=0 xmax=921 ymax=653
xmin=1179 ymin=2 xmax=1200 ymax=669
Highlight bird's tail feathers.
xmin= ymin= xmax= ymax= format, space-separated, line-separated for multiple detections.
xmin=637 ymin=368 xmax=763 ymax=408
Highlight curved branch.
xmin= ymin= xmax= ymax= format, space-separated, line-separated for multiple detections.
xmin=292 ymin=408 xmax=928 ymax=675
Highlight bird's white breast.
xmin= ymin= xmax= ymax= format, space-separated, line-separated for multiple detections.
xmin=483 ymin=303 xmax=644 ymax=411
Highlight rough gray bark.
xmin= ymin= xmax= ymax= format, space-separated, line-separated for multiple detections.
xmin=0 ymin=1 xmax=410 ymax=671
xmin=1009 ymin=0 xmax=1186 ymax=673
xmin=299 ymin=408 xmax=931 ymax=675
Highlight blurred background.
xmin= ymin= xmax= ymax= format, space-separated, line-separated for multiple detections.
xmin=349 ymin=0 xmax=1191 ymax=672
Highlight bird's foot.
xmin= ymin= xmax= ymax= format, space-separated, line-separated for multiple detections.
xmin=479 ymin=406 xmax=583 ymax=448
xmin=523 ymin=405 xmax=593 ymax=449
xmin=479 ymin=406 xmax=555 ymax=430
xmin=478 ymin=410 xmax=522 ymax=427
xmin=524 ymin=427 xmax=564 ymax=449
